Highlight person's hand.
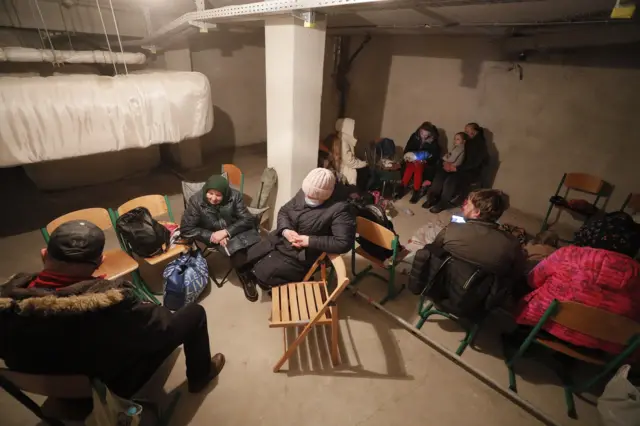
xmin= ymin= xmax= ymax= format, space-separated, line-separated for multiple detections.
xmin=210 ymin=230 xmax=229 ymax=244
xmin=292 ymin=235 xmax=310 ymax=248
xmin=220 ymin=237 xmax=229 ymax=247
xmin=283 ymin=229 xmax=300 ymax=243
xmin=443 ymin=162 xmax=456 ymax=172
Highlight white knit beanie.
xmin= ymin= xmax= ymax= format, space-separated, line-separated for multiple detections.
xmin=302 ymin=168 xmax=336 ymax=201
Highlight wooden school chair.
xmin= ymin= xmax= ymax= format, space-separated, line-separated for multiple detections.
xmin=269 ymin=253 xmax=350 ymax=372
xmin=505 ymin=300 xmax=640 ymax=418
xmin=540 ymin=172 xmax=604 ymax=235
xmin=620 ymin=192 xmax=640 ymax=214
xmin=40 ymin=208 xmax=148 ymax=302
xmin=350 ymin=216 xmax=409 ymax=304
xmin=221 ymin=163 xmax=244 ymax=194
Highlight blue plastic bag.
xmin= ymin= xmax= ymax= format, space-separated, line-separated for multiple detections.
xmin=163 ymin=249 xmax=209 ymax=310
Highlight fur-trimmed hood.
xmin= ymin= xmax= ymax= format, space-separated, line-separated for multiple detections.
xmin=0 ymin=273 xmax=136 ymax=316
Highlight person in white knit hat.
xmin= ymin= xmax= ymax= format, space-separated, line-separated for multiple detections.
xmin=234 ymin=168 xmax=356 ymax=290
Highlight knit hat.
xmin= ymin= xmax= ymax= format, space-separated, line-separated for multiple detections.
xmin=335 ymin=118 xmax=355 ymax=137
xmin=203 ymin=174 xmax=230 ymax=204
xmin=302 ymin=168 xmax=336 ymax=201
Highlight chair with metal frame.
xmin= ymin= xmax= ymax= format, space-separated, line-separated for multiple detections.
xmin=221 ymin=163 xmax=244 ymax=194
xmin=350 ymin=216 xmax=409 ymax=304
xmin=540 ymin=172 xmax=604 ymax=235
xmin=504 ymin=299 xmax=640 ymax=418
xmin=39 ymin=207 xmax=150 ymax=302
xmin=620 ymin=192 xmax=640 ymax=214
xmin=415 ymin=256 xmax=491 ymax=356
xmin=110 ymin=195 xmax=188 ymax=302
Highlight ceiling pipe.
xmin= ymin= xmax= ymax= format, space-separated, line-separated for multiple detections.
xmin=0 ymin=47 xmax=146 ymax=64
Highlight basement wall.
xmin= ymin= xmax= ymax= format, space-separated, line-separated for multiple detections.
xmin=336 ymin=35 xmax=640 ymax=218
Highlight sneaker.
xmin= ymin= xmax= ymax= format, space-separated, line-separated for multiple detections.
xmin=409 ymin=191 xmax=422 ymax=204
xmin=188 ymin=353 xmax=226 ymax=393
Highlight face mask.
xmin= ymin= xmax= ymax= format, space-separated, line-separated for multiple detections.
xmin=305 ymin=197 xmax=323 ymax=207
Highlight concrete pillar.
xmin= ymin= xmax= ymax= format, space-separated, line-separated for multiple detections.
xmin=265 ymin=16 xmax=326 ymax=217
xmin=163 ymin=48 xmax=203 ymax=170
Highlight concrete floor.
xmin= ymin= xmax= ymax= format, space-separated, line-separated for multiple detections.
xmin=0 ymin=144 xmax=598 ymax=426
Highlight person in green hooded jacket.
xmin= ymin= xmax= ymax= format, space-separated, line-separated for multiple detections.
xmin=181 ymin=175 xmax=262 ymax=301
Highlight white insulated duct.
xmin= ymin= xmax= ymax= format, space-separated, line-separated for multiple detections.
xmin=0 ymin=47 xmax=146 ymax=65
xmin=0 ymin=71 xmax=214 ymax=167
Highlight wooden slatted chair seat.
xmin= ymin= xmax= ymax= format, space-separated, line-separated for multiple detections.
xmin=270 ymin=281 xmax=332 ymax=328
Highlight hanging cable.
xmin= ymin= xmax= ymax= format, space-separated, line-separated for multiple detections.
xmin=107 ymin=0 xmax=128 ymax=74
xmin=58 ymin=2 xmax=74 ymax=50
xmin=27 ymin=0 xmax=46 ymax=51
xmin=95 ymin=0 xmax=118 ymax=75
xmin=34 ymin=0 xmax=58 ymax=65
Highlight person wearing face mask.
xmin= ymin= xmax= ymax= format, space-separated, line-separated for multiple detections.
xmin=237 ymin=168 xmax=356 ymax=289
xmin=180 ymin=174 xmax=262 ymax=301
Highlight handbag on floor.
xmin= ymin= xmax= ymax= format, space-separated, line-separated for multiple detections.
xmin=598 ymin=364 xmax=640 ymax=426
xmin=85 ymin=380 xmax=142 ymax=426
xmin=163 ymin=248 xmax=209 ymax=311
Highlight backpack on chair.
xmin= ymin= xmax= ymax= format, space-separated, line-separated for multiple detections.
xmin=116 ymin=207 xmax=170 ymax=258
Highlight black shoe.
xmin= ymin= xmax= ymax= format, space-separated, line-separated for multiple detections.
xmin=409 ymin=191 xmax=422 ymax=204
xmin=421 ymin=196 xmax=438 ymax=209
xmin=394 ymin=186 xmax=407 ymax=200
xmin=237 ymin=270 xmax=259 ymax=302
xmin=429 ymin=202 xmax=451 ymax=214
xmin=188 ymin=353 xmax=226 ymax=393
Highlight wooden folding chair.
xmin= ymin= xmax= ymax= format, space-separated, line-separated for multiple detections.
xmin=111 ymin=195 xmax=188 ymax=299
xmin=350 ymin=216 xmax=409 ymax=304
xmin=40 ymin=208 xmax=148 ymax=302
xmin=505 ymin=300 xmax=640 ymax=418
xmin=540 ymin=172 xmax=604 ymax=234
xmin=620 ymin=193 xmax=640 ymax=214
xmin=270 ymin=253 xmax=350 ymax=372
xmin=221 ymin=164 xmax=244 ymax=194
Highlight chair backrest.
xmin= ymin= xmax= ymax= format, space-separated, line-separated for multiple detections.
xmin=0 ymin=369 xmax=91 ymax=399
xmin=622 ymin=193 xmax=640 ymax=214
xmin=221 ymin=164 xmax=243 ymax=192
xmin=356 ymin=216 xmax=396 ymax=250
xmin=45 ymin=208 xmax=113 ymax=238
xmin=549 ymin=300 xmax=640 ymax=345
xmin=182 ymin=181 xmax=205 ymax=207
xmin=302 ymin=253 xmax=349 ymax=302
xmin=563 ymin=173 xmax=603 ymax=194
xmin=117 ymin=195 xmax=168 ymax=217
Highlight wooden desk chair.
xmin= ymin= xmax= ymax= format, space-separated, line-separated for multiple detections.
xmin=540 ymin=172 xmax=604 ymax=235
xmin=111 ymin=195 xmax=188 ymax=302
xmin=505 ymin=300 xmax=640 ymax=418
xmin=221 ymin=164 xmax=244 ymax=194
xmin=621 ymin=193 xmax=640 ymax=214
xmin=40 ymin=208 xmax=147 ymax=302
xmin=350 ymin=216 xmax=409 ymax=304
xmin=270 ymin=253 xmax=350 ymax=372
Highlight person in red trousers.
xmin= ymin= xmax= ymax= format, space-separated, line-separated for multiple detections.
xmin=397 ymin=122 xmax=441 ymax=204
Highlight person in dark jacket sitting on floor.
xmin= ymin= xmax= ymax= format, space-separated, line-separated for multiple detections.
xmin=423 ymin=122 xmax=488 ymax=213
xmin=0 ymin=221 xmax=224 ymax=399
xmin=409 ymin=190 xmax=525 ymax=314
xmin=238 ymin=168 xmax=356 ymax=289
xmin=180 ymin=174 xmax=262 ymax=302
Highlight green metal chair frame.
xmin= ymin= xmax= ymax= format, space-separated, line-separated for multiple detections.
xmin=39 ymin=208 xmax=151 ymax=304
xmin=415 ymin=257 xmax=484 ymax=356
xmin=109 ymin=194 xmax=180 ymax=305
xmin=505 ymin=299 xmax=640 ymax=419
xmin=540 ymin=172 xmax=604 ymax=235
xmin=350 ymin=216 xmax=406 ymax=304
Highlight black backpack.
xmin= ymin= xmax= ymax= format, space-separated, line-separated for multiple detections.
xmin=116 ymin=207 xmax=170 ymax=258
xmin=355 ymin=204 xmax=396 ymax=261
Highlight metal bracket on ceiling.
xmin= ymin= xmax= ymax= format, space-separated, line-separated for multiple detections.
xmin=189 ymin=20 xmax=218 ymax=33
xmin=142 ymin=45 xmax=157 ymax=54
xmin=292 ymin=10 xmax=320 ymax=28
xmin=194 ymin=0 xmax=206 ymax=12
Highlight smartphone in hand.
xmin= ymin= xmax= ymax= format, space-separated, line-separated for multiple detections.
xmin=450 ymin=215 xmax=466 ymax=224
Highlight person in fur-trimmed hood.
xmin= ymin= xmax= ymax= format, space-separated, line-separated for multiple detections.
xmin=0 ymin=220 xmax=224 ymax=398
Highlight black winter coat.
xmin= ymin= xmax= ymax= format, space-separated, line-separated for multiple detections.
xmin=404 ymin=131 xmax=440 ymax=167
xmin=180 ymin=189 xmax=261 ymax=255
xmin=0 ymin=275 xmax=176 ymax=397
xmin=247 ymin=190 xmax=356 ymax=286
xmin=457 ymin=131 xmax=488 ymax=175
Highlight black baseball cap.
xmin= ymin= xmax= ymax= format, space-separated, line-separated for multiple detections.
xmin=47 ymin=220 xmax=106 ymax=265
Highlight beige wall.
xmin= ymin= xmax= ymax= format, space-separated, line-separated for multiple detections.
xmin=336 ymin=35 xmax=640 ymax=218
xmin=190 ymin=32 xmax=267 ymax=155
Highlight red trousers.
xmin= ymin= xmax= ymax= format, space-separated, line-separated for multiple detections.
xmin=402 ymin=162 xmax=424 ymax=190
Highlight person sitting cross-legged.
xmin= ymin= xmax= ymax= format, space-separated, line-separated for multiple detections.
xmin=181 ymin=174 xmax=262 ymax=302
xmin=0 ymin=220 xmax=224 ymax=399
